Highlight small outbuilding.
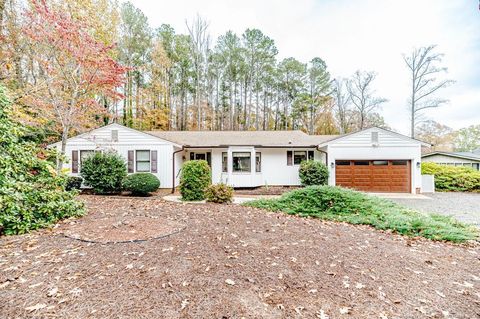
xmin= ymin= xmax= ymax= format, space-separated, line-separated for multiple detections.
xmin=422 ymin=151 xmax=480 ymax=171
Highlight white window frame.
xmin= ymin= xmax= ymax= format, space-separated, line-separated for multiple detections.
xmin=79 ymin=150 xmax=101 ymax=170
xmin=193 ymin=152 xmax=207 ymax=160
xmin=232 ymin=152 xmax=252 ymax=173
xmin=255 ymin=152 xmax=261 ymax=173
xmin=136 ymin=150 xmax=151 ymax=172
xmin=80 ymin=150 xmax=95 ymax=166
xmin=293 ymin=150 xmax=308 ymax=165
xmin=222 ymin=152 xmax=228 ymax=173
xmin=287 ymin=149 xmax=315 ymax=166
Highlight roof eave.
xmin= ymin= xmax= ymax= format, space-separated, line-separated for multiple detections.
xmin=422 ymin=152 xmax=480 ymax=162
xmin=318 ymin=127 xmax=432 ymax=147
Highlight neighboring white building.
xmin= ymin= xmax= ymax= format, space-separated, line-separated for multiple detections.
xmin=422 ymin=151 xmax=480 ymax=171
xmin=51 ymin=124 xmax=429 ymax=193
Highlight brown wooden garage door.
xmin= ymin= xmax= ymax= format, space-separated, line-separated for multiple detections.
xmin=335 ymin=160 xmax=411 ymax=193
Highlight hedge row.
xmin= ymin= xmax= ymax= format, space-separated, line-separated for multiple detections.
xmin=421 ymin=162 xmax=480 ymax=192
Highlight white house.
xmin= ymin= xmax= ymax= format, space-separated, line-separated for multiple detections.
xmin=422 ymin=151 xmax=480 ymax=171
xmin=51 ymin=124 xmax=429 ymax=193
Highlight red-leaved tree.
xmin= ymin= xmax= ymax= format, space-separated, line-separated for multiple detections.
xmin=23 ymin=0 xmax=126 ymax=170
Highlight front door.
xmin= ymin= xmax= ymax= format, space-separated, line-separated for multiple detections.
xmin=189 ymin=151 xmax=211 ymax=167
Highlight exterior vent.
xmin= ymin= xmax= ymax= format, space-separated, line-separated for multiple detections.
xmin=111 ymin=129 xmax=119 ymax=142
xmin=371 ymin=132 xmax=379 ymax=146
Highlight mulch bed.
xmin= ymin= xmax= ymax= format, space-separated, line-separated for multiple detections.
xmin=60 ymin=216 xmax=185 ymax=244
xmin=0 ymin=195 xmax=479 ymax=318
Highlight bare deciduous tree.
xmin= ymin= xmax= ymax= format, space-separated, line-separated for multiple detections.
xmin=403 ymin=45 xmax=454 ymax=138
xmin=332 ymin=78 xmax=353 ymax=133
xmin=347 ymin=71 xmax=387 ymax=130
xmin=186 ymin=15 xmax=210 ymax=130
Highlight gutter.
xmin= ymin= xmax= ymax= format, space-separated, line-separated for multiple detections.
xmin=181 ymin=145 xmax=321 ymax=149
xmin=172 ymin=146 xmax=184 ymax=194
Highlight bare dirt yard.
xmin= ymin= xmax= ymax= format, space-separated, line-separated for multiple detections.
xmin=1 ymin=195 xmax=479 ymax=318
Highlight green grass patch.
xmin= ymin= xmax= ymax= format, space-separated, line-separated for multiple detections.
xmin=243 ymin=186 xmax=478 ymax=243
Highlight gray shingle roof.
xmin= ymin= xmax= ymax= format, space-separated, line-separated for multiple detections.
xmin=454 ymin=152 xmax=480 ymax=160
xmin=147 ymin=130 xmax=338 ymax=147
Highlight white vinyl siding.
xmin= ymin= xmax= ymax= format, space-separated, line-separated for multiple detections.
xmin=56 ymin=124 xmax=180 ymax=188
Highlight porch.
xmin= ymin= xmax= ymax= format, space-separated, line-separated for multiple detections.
xmin=187 ymin=146 xmax=263 ymax=188
xmin=185 ymin=146 xmax=323 ymax=188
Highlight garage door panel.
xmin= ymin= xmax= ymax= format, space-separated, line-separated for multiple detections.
xmin=391 ymin=170 xmax=408 ymax=175
xmin=335 ymin=160 xmax=410 ymax=193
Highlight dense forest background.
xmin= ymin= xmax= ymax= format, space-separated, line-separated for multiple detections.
xmin=0 ymin=0 xmax=478 ymax=152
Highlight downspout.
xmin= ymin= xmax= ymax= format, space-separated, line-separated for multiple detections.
xmin=316 ymin=146 xmax=328 ymax=167
xmin=172 ymin=146 xmax=184 ymax=194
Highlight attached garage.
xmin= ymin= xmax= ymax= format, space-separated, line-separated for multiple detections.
xmin=318 ymin=127 xmax=429 ymax=194
xmin=335 ymin=160 xmax=411 ymax=193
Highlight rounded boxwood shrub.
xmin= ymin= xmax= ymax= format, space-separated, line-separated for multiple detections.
xmin=80 ymin=151 xmax=127 ymax=194
xmin=299 ymin=160 xmax=329 ymax=186
xmin=205 ymin=183 xmax=234 ymax=203
xmin=123 ymin=173 xmax=160 ymax=196
xmin=66 ymin=176 xmax=83 ymax=191
xmin=180 ymin=160 xmax=211 ymax=201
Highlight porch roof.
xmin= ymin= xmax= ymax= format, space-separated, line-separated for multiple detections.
xmin=147 ymin=130 xmax=338 ymax=148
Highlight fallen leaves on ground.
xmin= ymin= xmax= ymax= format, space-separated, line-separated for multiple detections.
xmin=0 ymin=195 xmax=478 ymax=318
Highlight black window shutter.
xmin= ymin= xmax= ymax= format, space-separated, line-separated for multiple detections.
xmin=308 ymin=151 xmax=314 ymax=160
xmin=287 ymin=151 xmax=293 ymax=166
xmin=151 ymin=150 xmax=158 ymax=173
xmin=206 ymin=152 xmax=211 ymax=166
xmin=71 ymin=150 xmax=79 ymax=173
xmin=128 ymin=150 xmax=134 ymax=173
xmin=190 ymin=152 xmax=195 ymax=160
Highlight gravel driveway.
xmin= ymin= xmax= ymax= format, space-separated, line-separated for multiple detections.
xmin=390 ymin=192 xmax=480 ymax=227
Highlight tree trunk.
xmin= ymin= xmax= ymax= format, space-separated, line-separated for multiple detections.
xmin=0 ymin=0 xmax=5 ymax=37
xmin=233 ymin=81 xmax=238 ymax=130
xmin=229 ymin=82 xmax=234 ymax=130
xmin=411 ymin=71 xmax=416 ymax=138
xmin=57 ymin=125 xmax=69 ymax=173
xmin=122 ymin=81 xmax=127 ymax=125
xmin=244 ymin=79 xmax=248 ymax=129
xmin=263 ymin=90 xmax=267 ymax=130
xmin=255 ymin=87 xmax=260 ymax=130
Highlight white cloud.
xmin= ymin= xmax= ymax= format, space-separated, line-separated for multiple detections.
xmin=128 ymin=0 xmax=480 ymax=134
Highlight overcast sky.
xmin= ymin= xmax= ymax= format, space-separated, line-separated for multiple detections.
xmin=129 ymin=0 xmax=480 ymax=134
